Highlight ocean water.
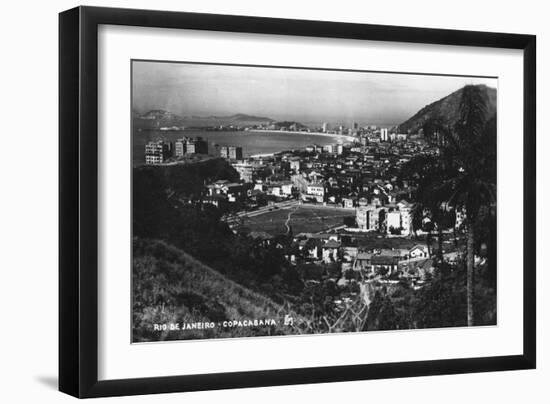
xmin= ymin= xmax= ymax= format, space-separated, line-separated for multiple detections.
xmin=133 ymin=129 xmax=352 ymax=165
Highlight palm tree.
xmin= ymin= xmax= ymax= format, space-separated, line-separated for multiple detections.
xmin=404 ymin=85 xmax=496 ymax=326
xmin=445 ymin=87 xmax=496 ymax=326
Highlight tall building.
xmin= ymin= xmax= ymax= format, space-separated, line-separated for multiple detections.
xmin=228 ymin=146 xmax=243 ymax=160
xmin=219 ymin=146 xmax=229 ymax=158
xmin=194 ymin=137 xmax=208 ymax=154
xmin=186 ymin=141 xmax=196 ymax=154
xmin=336 ymin=143 xmax=344 ymax=155
xmin=380 ymin=128 xmax=389 ymax=142
xmin=145 ymin=140 xmax=171 ymax=165
xmin=175 ymin=138 xmax=187 ymax=157
xmin=322 ymin=122 xmax=329 ymax=133
xmin=186 ymin=137 xmax=208 ymax=155
xmin=387 ymin=211 xmax=402 ymax=233
xmin=356 ymin=205 xmax=385 ymax=231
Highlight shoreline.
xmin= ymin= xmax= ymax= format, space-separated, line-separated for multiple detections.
xmin=246 ymin=129 xmax=356 ymax=142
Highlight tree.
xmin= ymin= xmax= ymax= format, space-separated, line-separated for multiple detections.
xmin=402 ymin=85 xmax=496 ymax=326
xmin=445 ymin=87 xmax=496 ymax=326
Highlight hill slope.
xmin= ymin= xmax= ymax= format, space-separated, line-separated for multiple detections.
xmin=397 ymin=84 xmax=497 ymax=134
xmin=133 ymin=238 xmax=301 ymax=342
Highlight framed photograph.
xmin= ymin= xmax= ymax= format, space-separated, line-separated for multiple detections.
xmin=59 ymin=6 xmax=536 ymax=398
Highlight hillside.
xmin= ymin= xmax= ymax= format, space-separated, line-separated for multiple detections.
xmin=397 ymin=84 xmax=497 ymax=134
xmin=133 ymin=110 xmax=274 ymax=129
xmin=133 ymin=238 xmax=302 ymax=342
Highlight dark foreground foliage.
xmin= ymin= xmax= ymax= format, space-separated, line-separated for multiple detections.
xmin=133 ymin=238 xmax=303 ymax=341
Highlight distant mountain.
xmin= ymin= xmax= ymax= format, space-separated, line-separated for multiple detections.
xmin=397 ymin=85 xmax=497 ymax=134
xmin=183 ymin=113 xmax=274 ymax=127
xmin=133 ymin=110 xmax=274 ymax=130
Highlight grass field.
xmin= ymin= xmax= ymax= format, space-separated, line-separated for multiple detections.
xmin=242 ymin=205 xmax=355 ymax=236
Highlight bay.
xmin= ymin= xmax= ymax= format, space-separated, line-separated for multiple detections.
xmin=133 ymin=129 xmax=354 ymax=165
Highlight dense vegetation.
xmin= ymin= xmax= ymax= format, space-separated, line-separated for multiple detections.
xmin=401 ymin=84 xmax=497 ymax=326
xmin=133 ymin=239 xmax=303 ymax=341
xmin=133 ymin=159 xmax=303 ymax=306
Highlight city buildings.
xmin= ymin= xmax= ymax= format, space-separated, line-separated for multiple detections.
xmin=219 ymin=145 xmax=243 ymax=160
xmin=291 ymin=172 xmax=325 ymax=203
xmin=142 ymin=119 xmax=441 ymax=277
xmin=231 ymin=161 xmax=265 ymax=183
xmin=145 ymin=140 xmax=171 ymax=164
xmin=228 ymin=146 xmax=243 ymax=160
xmin=174 ymin=137 xmax=208 ymax=157
xmin=185 ymin=137 xmax=208 ymax=154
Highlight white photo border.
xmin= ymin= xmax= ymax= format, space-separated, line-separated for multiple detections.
xmin=97 ymin=24 xmax=524 ymax=381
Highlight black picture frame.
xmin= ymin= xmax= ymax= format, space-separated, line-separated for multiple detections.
xmin=59 ymin=6 xmax=536 ymax=398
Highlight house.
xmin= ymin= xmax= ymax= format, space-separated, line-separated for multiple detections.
xmin=353 ymin=250 xmax=401 ymax=276
xmin=289 ymin=158 xmax=301 ymax=173
xmin=353 ymin=252 xmax=373 ymax=272
xmin=206 ymin=180 xmax=246 ymax=202
xmin=280 ymin=182 xmax=293 ymax=196
xmin=342 ymin=245 xmax=358 ymax=262
xmin=203 ymin=194 xmax=228 ymax=209
xmin=322 ymin=240 xmax=341 ymax=263
xmin=342 ymin=197 xmax=355 ymax=209
xmin=408 ymin=244 xmax=430 ymax=259
xmin=297 ymin=239 xmax=320 ymax=260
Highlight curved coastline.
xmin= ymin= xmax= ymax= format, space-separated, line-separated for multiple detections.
xmin=246 ymin=129 xmax=356 ymax=143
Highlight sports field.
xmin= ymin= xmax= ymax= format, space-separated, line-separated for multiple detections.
xmin=242 ymin=205 xmax=355 ymax=236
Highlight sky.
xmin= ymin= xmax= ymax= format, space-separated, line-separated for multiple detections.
xmin=132 ymin=61 xmax=497 ymax=126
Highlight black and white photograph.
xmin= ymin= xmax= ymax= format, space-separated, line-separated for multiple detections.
xmin=0 ymin=0 xmax=544 ymax=401
xmin=131 ymin=60 xmax=498 ymax=342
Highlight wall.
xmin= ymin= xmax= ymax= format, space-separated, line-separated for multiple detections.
xmin=0 ymin=0 xmax=546 ymax=403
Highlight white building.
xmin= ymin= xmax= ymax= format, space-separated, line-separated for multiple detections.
xmin=306 ymin=183 xmax=325 ymax=203
xmin=397 ymin=133 xmax=408 ymax=141
xmin=397 ymin=200 xmax=413 ymax=235
xmin=289 ymin=158 xmax=301 ymax=173
xmin=356 ymin=205 xmax=384 ymax=231
xmin=145 ymin=141 xmax=171 ymax=165
xmin=380 ymin=128 xmax=388 ymax=142
xmin=387 ymin=211 xmax=402 ymax=233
